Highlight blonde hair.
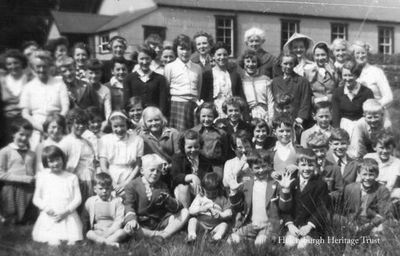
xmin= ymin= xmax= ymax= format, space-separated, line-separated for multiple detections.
xmin=330 ymin=38 xmax=349 ymax=51
xmin=30 ymin=50 xmax=53 ymax=66
xmin=362 ymin=99 xmax=384 ymax=114
xmin=244 ymin=27 xmax=265 ymax=43
xmin=142 ymin=153 xmax=167 ymax=169
xmin=350 ymin=40 xmax=372 ymax=53
xmin=140 ymin=106 xmax=168 ymax=129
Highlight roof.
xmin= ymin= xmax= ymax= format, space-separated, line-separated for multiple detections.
xmin=51 ymin=11 xmax=114 ymax=34
xmin=96 ymin=5 xmax=157 ymax=32
xmin=154 ymin=0 xmax=400 ymax=23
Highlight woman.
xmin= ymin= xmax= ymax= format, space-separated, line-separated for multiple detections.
xmin=191 ymin=31 xmax=214 ymax=71
xmin=331 ymin=58 xmax=374 ymax=137
xmin=243 ymin=27 xmax=277 ymax=78
xmin=20 ymin=50 xmax=69 ymax=150
xmin=305 ymin=41 xmax=338 ymax=103
xmin=72 ymin=42 xmax=90 ymax=80
xmin=283 ymin=33 xmax=314 ymax=77
xmin=201 ymin=41 xmax=244 ymax=118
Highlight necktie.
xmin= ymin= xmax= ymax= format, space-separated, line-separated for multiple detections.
xmin=337 ymin=157 xmax=343 ymax=167
xmin=300 ymin=180 xmax=307 ymax=192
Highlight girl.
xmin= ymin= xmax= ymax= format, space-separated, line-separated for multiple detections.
xmin=164 ymin=34 xmax=203 ymax=131
xmin=171 ymin=130 xmax=213 ymax=208
xmin=0 ymin=119 xmax=35 ymax=224
xmin=82 ymin=107 xmax=104 ymax=169
xmin=160 ymin=46 xmax=176 ymax=66
xmin=139 ymin=106 xmax=180 ymax=166
xmin=187 ymin=172 xmax=232 ymax=242
xmin=59 ymin=108 xmax=96 ymax=205
xmin=271 ymin=53 xmax=312 ymax=130
xmin=72 ymin=42 xmax=90 ymax=81
xmin=239 ymin=50 xmax=274 ymax=124
xmin=283 ymin=33 xmax=314 ymax=77
xmin=32 ymin=145 xmax=83 ymax=245
xmin=123 ymin=45 xmax=169 ymax=118
xmin=330 ymin=38 xmax=349 ymax=71
xmin=191 ymin=31 xmax=214 ymax=71
xmin=201 ymin=42 xmax=244 ymax=118
xmin=243 ymin=27 xmax=277 ymax=78
xmin=99 ymin=111 xmax=144 ymax=195
xmin=306 ymin=42 xmax=338 ymax=103
xmin=36 ymin=113 xmax=66 ymax=173
xmin=125 ymin=96 xmax=144 ymax=133
xmin=251 ymin=118 xmax=276 ymax=150
xmin=192 ymin=102 xmax=229 ymax=174
xmin=143 ymin=34 xmax=164 ymax=75
xmin=331 ymin=58 xmax=374 ymax=137
xmin=45 ymin=37 xmax=69 ymax=60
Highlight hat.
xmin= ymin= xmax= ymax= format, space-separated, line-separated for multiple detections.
xmin=312 ymin=41 xmax=330 ymax=54
xmin=283 ymin=33 xmax=314 ymax=53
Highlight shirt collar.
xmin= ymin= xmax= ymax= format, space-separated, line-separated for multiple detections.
xmin=110 ymin=76 xmax=124 ymax=89
xmin=177 ymin=58 xmax=192 ymax=69
xmin=9 ymin=142 xmax=28 ymax=151
xmin=344 ymin=83 xmax=361 ymax=98
xmin=136 ymin=69 xmax=152 ymax=82
xmin=274 ymin=141 xmax=293 ymax=151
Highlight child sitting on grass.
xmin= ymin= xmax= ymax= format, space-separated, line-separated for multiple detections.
xmin=228 ymin=149 xmax=294 ymax=246
xmin=341 ymin=158 xmax=391 ymax=235
xmin=187 ymin=172 xmax=232 ymax=242
xmin=83 ymin=172 xmax=126 ymax=247
xmin=123 ymin=154 xmax=189 ymax=239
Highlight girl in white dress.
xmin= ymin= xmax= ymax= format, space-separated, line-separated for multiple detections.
xmin=32 ymin=145 xmax=83 ymax=245
xmin=99 ymin=111 xmax=143 ymax=195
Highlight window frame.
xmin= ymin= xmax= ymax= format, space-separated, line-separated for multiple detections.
xmin=99 ymin=33 xmax=110 ymax=54
xmin=331 ymin=23 xmax=348 ymax=41
xmin=378 ymin=26 xmax=394 ymax=54
xmin=281 ymin=19 xmax=300 ymax=49
xmin=215 ymin=15 xmax=236 ymax=57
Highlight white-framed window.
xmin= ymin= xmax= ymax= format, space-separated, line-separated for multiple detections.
xmin=281 ymin=20 xmax=300 ymax=49
xmin=215 ymin=15 xmax=235 ymax=56
xmin=99 ymin=33 xmax=110 ymax=53
xmin=331 ymin=23 xmax=348 ymax=41
xmin=378 ymin=27 xmax=394 ymax=54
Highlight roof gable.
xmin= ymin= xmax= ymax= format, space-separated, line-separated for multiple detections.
xmin=51 ymin=11 xmax=114 ymax=34
xmin=154 ymin=0 xmax=400 ymax=23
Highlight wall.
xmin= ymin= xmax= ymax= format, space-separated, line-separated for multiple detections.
xmin=98 ymin=0 xmax=155 ymax=15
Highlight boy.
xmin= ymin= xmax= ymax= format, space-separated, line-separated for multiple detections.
xmin=326 ymin=128 xmax=358 ymax=185
xmin=228 ymin=149 xmax=294 ymax=246
xmin=86 ymin=59 xmax=112 ymax=121
xmin=364 ymin=130 xmax=400 ymax=196
xmin=124 ymin=154 xmax=189 ymax=239
xmin=307 ymin=131 xmax=344 ymax=200
xmin=56 ymin=56 xmax=99 ymax=110
xmin=341 ymin=158 xmax=391 ymax=235
xmin=270 ymin=116 xmax=299 ymax=175
xmin=220 ymin=96 xmax=252 ymax=135
xmin=164 ymin=34 xmax=202 ymax=131
xmin=350 ymin=99 xmax=388 ymax=159
xmin=83 ymin=173 xmax=126 ymax=247
xmin=301 ymin=101 xmax=333 ymax=148
xmin=105 ymin=57 xmax=128 ymax=111
xmin=283 ymin=148 xmax=330 ymax=249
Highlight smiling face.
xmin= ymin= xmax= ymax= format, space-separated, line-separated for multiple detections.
xmin=253 ymin=126 xmax=268 ymax=144
xmin=144 ymin=112 xmax=163 ymax=134
xmin=246 ymin=35 xmax=263 ymax=51
xmin=235 ymin=138 xmax=252 ymax=159
xmin=374 ymin=142 xmax=393 ymax=163
xmin=311 ymin=147 xmax=328 ymax=163
xmin=59 ymin=65 xmax=76 ymax=84
xmin=110 ymin=117 xmax=127 ymax=139
xmin=72 ymin=120 xmax=87 ymax=138
xmin=111 ymin=40 xmax=125 ymax=58
xmin=161 ymin=49 xmax=175 ymax=65
xmin=47 ymin=121 xmax=63 ymax=142
xmin=251 ymin=162 xmax=269 ymax=180
xmin=244 ymin=56 xmax=258 ymax=75
xmin=333 ymin=44 xmax=347 ymax=63
xmin=141 ymin=163 xmax=162 ymax=185
xmin=86 ymin=69 xmax=102 ymax=85
xmin=73 ymin=48 xmax=88 ymax=68
xmin=274 ymin=123 xmax=292 ymax=145
xmin=55 ymin=44 xmax=68 ymax=59
xmin=88 ymin=119 xmax=102 ymax=135
xmin=214 ymin=48 xmax=229 ymax=69
xmin=195 ymin=36 xmax=210 ymax=56
xmin=184 ymin=138 xmax=200 ymax=159
xmin=341 ymin=68 xmax=357 ymax=90
xmin=199 ymin=108 xmax=215 ymax=127
xmin=313 ymin=108 xmax=332 ymax=130
xmin=353 ymin=45 xmax=368 ymax=65
xmin=364 ymin=111 xmax=384 ymax=130
xmin=226 ymin=104 xmax=241 ymax=124
xmin=177 ymin=45 xmax=191 ymax=63
xmin=314 ymin=48 xmax=328 ymax=67
xmin=298 ymin=159 xmax=316 ymax=180
xmin=291 ymin=40 xmax=306 ymax=59
xmin=281 ymin=56 xmax=296 ymax=75
xmin=47 ymin=156 xmax=64 ymax=174
xmin=329 ymin=139 xmax=348 ymax=158
xmin=13 ymin=128 xmax=32 ymax=149
xmin=359 ymin=168 xmax=377 ymax=189
xmin=128 ymin=104 xmax=143 ymax=123
xmin=6 ymin=57 xmax=24 ymax=77
xmin=111 ymin=62 xmax=128 ymax=82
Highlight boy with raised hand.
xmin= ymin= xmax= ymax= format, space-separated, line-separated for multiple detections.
xmin=123 ymin=154 xmax=189 ymax=239
xmin=228 ymin=149 xmax=294 ymax=246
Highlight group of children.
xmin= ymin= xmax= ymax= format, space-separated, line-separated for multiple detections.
xmin=0 ymin=28 xmax=399 ymax=250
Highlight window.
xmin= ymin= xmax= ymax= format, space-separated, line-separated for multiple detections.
xmin=143 ymin=25 xmax=166 ymax=41
xmin=378 ymin=27 xmax=394 ymax=54
xmin=215 ymin=16 xmax=235 ymax=56
xmin=331 ymin=23 xmax=348 ymax=41
xmin=99 ymin=33 xmax=110 ymax=53
xmin=281 ymin=20 xmax=300 ymax=49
